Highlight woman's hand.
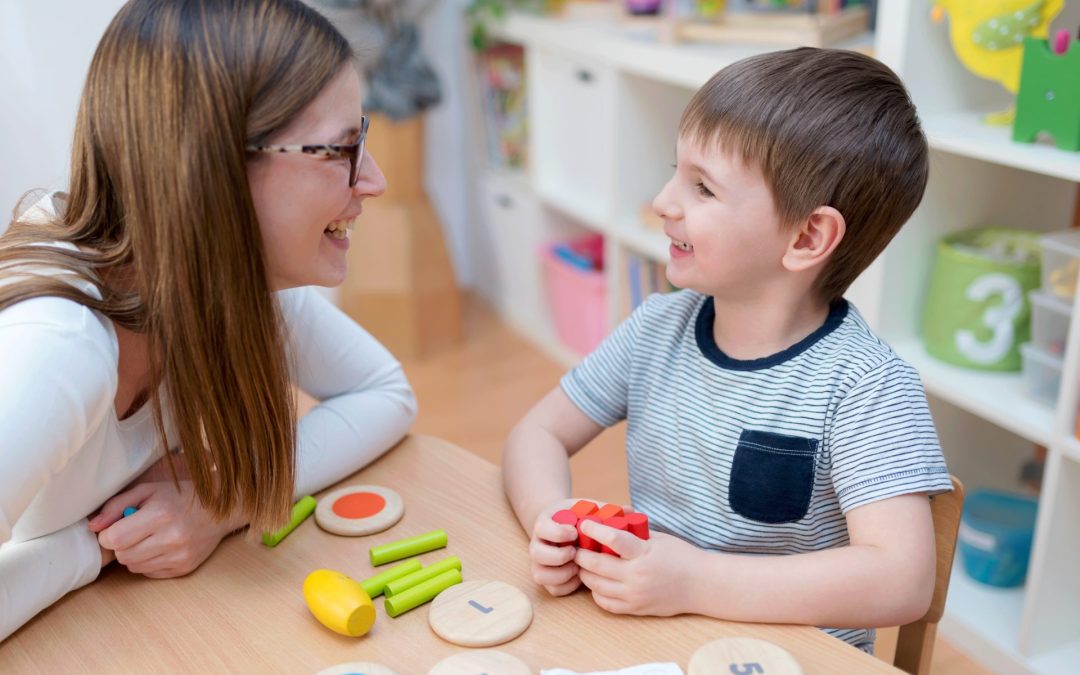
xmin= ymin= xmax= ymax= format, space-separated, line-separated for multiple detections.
xmin=575 ymin=520 xmax=702 ymax=617
xmin=89 ymin=480 xmax=246 ymax=578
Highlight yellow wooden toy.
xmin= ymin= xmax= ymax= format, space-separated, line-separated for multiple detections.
xmin=302 ymin=569 xmax=376 ymax=637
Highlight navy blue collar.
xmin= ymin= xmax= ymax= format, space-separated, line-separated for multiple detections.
xmin=695 ymin=296 xmax=849 ymax=371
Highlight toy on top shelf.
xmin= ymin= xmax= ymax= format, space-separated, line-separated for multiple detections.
xmin=668 ymin=0 xmax=870 ymax=48
xmin=1013 ymin=32 xmax=1080 ymax=152
xmin=931 ymin=0 xmax=1065 ymax=125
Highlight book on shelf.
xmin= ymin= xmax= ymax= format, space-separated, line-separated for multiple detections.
xmin=621 ymin=252 xmax=677 ymax=318
xmin=476 ymin=43 xmax=528 ymax=171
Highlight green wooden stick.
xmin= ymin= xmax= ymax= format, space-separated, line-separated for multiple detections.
xmin=359 ymin=559 xmax=423 ymax=598
xmin=383 ymin=556 xmax=462 ymax=597
xmin=261 ymin=496 xmax=316 ymax=547
xmin=384 ymin=569 xmax=463 ymax=618
xmin=369 ymin=529 xmax=447 ymax=566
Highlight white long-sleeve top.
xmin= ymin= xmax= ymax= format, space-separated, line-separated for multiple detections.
xmin=0 ymin=204 xmax=417 ymax=640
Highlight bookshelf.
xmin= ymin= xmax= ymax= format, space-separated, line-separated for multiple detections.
xmin=465 ymin=6 xmax=1080 ymax=672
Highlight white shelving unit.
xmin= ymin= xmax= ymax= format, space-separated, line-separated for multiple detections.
xmin=465 ymin=6 xmax=1080 ymax=673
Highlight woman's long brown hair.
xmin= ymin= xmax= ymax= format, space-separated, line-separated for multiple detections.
xmin=0 ymin=0 xmax=353 ymax=532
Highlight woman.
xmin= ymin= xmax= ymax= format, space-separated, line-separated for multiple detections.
xmin=0 ymin=0 xmax=416 ymax=640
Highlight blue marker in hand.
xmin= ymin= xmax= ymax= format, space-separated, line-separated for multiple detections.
xmin=122 ymin=506 xmax=138 ymax=518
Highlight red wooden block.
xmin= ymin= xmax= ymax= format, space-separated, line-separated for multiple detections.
xmin=551 ymin=509 xmax=580 ymax=547
xmin=577 ymin=515 xmax=603 ymax=552
xmin=594 ymin=503 xmax=624 ymax=520
xmin=625 ymin=512 xmax=650 ymax=540
xmin=570 ymin=499 xmax=599 ymax=518
xmin=600 ymin=516 xmax=628 ymax=556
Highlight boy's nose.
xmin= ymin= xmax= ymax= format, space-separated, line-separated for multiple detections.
xmin=652 ymin=180 xmax=681 ymax=222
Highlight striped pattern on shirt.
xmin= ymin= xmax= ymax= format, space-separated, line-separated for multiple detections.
xmin=560 ymin=290 xmax=952 ymax=652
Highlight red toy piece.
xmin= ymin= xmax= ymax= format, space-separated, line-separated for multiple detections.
xmin=625 ymin=512 xmax=650 ymax=540
xmin=594 ymin=503 xmax=624 ymax=520
xmin=551 ymin=509 xmax=580 ymax=547
xmin=570 ymin=499 xmax=599 ymax=518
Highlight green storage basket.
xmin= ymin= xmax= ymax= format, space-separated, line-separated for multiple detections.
xmin=922 ymin=228 xmax=1041 ymax=371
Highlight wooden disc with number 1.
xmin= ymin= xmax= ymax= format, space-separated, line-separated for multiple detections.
xmin=315 ymin=485 xmax=404 ymax=536
xmin=428 ymin=580 xmax=532 ymax=647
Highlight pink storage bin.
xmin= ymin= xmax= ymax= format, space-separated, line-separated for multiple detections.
xmin=541 ymin=234 xmax=607 ymax=356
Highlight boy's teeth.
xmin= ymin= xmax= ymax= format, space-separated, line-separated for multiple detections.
xmin=672 ymin=238 xmax=693 ymax=252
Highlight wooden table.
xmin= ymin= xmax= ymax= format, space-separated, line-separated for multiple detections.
xmin=0 ymin=435 xmax=902 ymax=673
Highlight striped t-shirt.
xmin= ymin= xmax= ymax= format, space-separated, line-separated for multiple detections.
xmin=561 ymin=290 xmax=952 ymax=652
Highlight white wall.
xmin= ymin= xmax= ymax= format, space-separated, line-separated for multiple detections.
xmin=0 ymin=1 xmax=127 ymax=232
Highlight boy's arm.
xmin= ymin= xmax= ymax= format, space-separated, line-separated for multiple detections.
xmin=576 ymin=492 xmax=936 ymax=627
xmin=502 ymin=386 xmax=605 ymax=532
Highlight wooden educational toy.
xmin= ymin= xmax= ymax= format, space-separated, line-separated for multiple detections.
xmin=302 ymin=569 xmax=376 ymax=637
xmin=370 ymin=529 xmax=448 ymax=566
xmin=122 ymin=506 xmax=138 ymax=518
xmin=359 ymin=559 xmax=423 ymax=598
xmin=570 ymin=499 xmax=599 ymax=518
xmin=384 ymin=569 xmax=463 ymax=618
xmin=427 ymin=649 xmax=531 ymax=675
xmin=553 ymin=500 xmax=651 ymax=554
xmin=1013 ymin=34 xmax=1080 ymax=152
xmin=315 ymin=485 xmax=403 ymax=537
xmin=383 ymin=556 xmax=463 ymax=597
xmin=688 ymin=637 xmax=803 ymax=675
xmin=314 ymin=663 xmax=400 ymax=675
xmin=261 ymin=495 xmax=316 ymax=547
xmin=428 ymin=580 xmax=534 ymax=648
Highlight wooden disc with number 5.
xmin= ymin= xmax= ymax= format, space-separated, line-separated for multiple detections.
xmin=689 ymin=637 xmax=803 ymax=675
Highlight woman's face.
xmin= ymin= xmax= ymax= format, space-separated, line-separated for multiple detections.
xmin=248 ymin=65 xmax=386 ymax=290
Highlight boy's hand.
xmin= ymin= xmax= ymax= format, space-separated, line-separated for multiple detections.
xmin=528 ymin=498 xmax=620 ymax=596
xmin=575 ymin=519 xmax=700 ymax=616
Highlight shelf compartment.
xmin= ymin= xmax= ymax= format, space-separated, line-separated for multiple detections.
xmin=922 ymin=111 xmax=1080 ymax=183
xmin=892 ymin=338 xmax=1054 ymax=447
xmin=940 ymin=558 xmax=1029 ymax=673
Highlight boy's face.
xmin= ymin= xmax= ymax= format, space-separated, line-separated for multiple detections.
xmin=652 ymin=136 xmax=791 ymax=299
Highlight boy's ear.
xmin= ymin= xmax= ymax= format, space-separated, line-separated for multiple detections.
xmin=782 ymin=206 xmax=845 ymax=273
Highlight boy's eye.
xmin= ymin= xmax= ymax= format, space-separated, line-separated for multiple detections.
xmin=695 ymin=182 xmax=714 ymax=198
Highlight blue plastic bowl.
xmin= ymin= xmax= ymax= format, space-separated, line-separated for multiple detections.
xmin=959 ymin=490 xmax=1038 ymax=588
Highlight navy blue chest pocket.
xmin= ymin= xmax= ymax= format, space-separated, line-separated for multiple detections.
xmin=729 ymin=429 xmax=818 ymax=524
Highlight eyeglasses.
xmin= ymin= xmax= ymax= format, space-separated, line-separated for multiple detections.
xmin=247 ymin=115 xmax=368 ymax=188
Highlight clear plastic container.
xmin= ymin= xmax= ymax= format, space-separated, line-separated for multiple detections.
xmin=1040 ymin=229 xmax=1080 ymax=302
xmin=1019 ymin=342 xmax=1063 ymax=406
xmin=1029 ymin=289 xmax=1072 ymax=356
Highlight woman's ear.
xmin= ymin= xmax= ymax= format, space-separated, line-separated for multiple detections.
xmin=782 ymin=206 xmax=845 ymax=273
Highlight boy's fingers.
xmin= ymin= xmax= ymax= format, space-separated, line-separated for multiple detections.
xmin=580 ymin=519 xmax=646 ymax=560
xmin=545 ymin=576 xmax=582 ymax=597
xmin=535 ymin=518 xmax=577 ymax=545
xmin=530 ymin=537 xmax=577 ymax=567
xmin=532 ymin=561 xmax=578 ymax=588
xmin=90 ymin=483 xmax=156 ymax=534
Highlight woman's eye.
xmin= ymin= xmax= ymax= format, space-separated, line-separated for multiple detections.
xmin=695 ymin=182 xmax=714 ymax=198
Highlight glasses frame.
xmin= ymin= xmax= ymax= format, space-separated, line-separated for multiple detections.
xmin=246 ymin=115 xmax=368 ymax=187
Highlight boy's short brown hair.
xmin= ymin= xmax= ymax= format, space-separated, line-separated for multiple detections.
xmin=680 ymin=47 xmax=928 ymax=304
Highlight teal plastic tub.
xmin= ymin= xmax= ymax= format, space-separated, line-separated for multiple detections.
xmin=959 ymin=490 xmax=1039 ymax=588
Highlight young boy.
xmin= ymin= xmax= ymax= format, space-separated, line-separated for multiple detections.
xmin=502 ymin=47 xmax=952 ymax=654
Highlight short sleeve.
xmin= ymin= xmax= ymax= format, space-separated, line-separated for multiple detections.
xmin=829 ymin=358 xmax=953 ymax=512
xmin=560 ymin=296 xmax=656 ymax=427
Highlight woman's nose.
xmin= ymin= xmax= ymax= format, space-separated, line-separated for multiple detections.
xmin=354 ymin=151 xmax=387 ymax=199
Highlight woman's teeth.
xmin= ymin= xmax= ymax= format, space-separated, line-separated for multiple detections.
xmin=672 ymin=238 xmax=693 ymax=252
xmin=325 ymin=218 xmax=355 ymax=240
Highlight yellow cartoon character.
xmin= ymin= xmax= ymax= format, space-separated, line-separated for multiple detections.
xmin=932 ymin=0 xmax=1064 ymax=124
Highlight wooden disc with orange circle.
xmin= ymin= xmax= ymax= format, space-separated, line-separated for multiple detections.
xmin=315 ymin=485 xmax=404 ymax=536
